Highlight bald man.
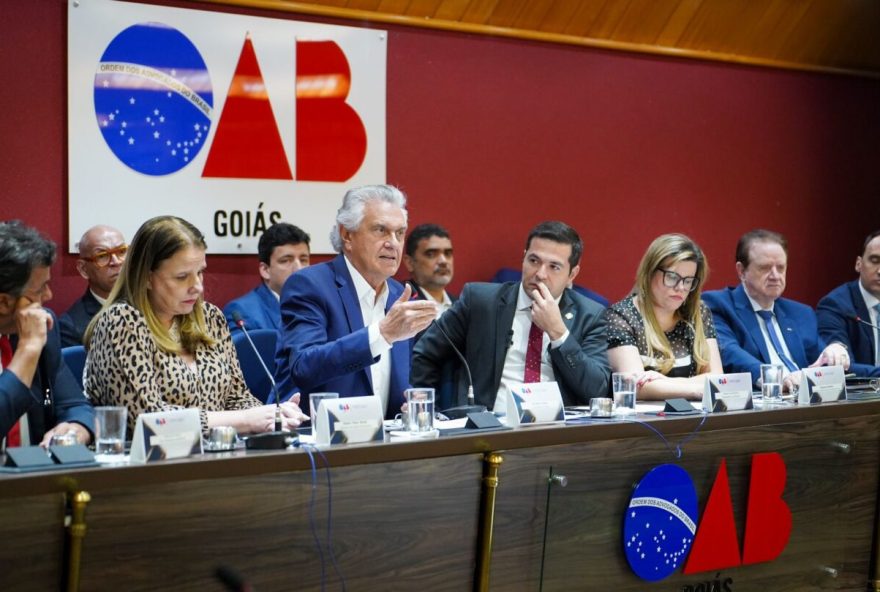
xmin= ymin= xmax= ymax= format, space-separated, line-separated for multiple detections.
xmin=59 ymin=225 xmax=127 ymax=347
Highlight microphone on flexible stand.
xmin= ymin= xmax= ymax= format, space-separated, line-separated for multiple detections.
xmin=849 ymin=314 xmax=880 ymax=331
xmin=430 ymin=320 xmax=487 ymax=420
xmin=232 ymin=312 xmax=296 ymax=450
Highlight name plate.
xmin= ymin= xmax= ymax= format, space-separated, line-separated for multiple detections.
xmin=799 ymin=365 xmax=846 ymax=404
xmin=130 ymin=409 xmax=202 ymax=463
xmin=703 ymin=373 xmax=754 ymax=413
xmin=506 ymin=382 xmax=565 ymax=426
xmin=316 ymin=396 xmax=384 ymax=445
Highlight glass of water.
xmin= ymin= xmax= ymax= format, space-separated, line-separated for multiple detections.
xmin=612 ymin=373 xmax=637 ymax=416
xmin=405 ymin=388 xmax=435 ymax=432
xmin=760 ymin=364 xmax=784 ymax=403
xmin=95 ymin=406 xmax=127 ymax=461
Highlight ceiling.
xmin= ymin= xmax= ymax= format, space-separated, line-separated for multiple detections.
xmin=205 ymin=0 xmax=880 ymax=78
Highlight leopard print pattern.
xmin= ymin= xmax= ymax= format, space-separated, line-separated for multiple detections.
xmin=84 ymin=301 xmax=261 ymax=436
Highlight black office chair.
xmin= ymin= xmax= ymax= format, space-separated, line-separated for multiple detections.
xmin=61 ymin=345 xmax=87 ymax=390
xmin=232 ymin=329 xmax=278 ymax=403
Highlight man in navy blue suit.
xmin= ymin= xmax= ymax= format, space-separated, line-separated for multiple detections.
xmin=0 ymin=221 xmax=94 ymax=449
xmin=703 ymin=229 xmax=850 ymax=390
xmin=275 ymin=185 xmax=436 ymax=417
xmin=816 ymin=230 xmax=880 ymax=376
xmin=224 ymin=222 xmax=311 ymax=332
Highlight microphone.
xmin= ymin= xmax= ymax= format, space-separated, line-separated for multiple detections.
xmin=429 ymin=319 xmax=487 ymax=420
xmin=232 ymin=312 xmax=295 ymax=450
xmin=215 ymin=566 xmax=255 ymax=592
xmin=850 ymin=314 xmax=880 ymax=331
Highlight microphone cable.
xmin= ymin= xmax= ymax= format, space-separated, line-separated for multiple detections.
xmin=300 ymin=443 xmax=346 ymax=592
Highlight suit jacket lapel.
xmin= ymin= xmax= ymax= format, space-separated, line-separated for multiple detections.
xmin=733 ymin=285 xmax=771 ymax=362
xmin=850 ymin=282 xmax=876 ymax=359
xmin=492 ymin=284 xmax=519 ymax=389
xmin=256 ymin=283 xmax=281 ymax=330
xmin=332 ymin=256 xmax=372 ymax=391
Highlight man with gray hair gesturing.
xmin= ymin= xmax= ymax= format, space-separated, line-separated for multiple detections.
xmin=274 ymin=185 xmax=437 ymax=418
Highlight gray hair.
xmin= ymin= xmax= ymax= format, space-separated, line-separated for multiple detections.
xmin=329 ymin=184 xmax=408 ymax=252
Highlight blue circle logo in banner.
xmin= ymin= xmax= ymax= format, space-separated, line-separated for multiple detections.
xmin=623 ymin=464 xmax=699 ymax=581
xmin=94 ymin=23 xmax=213 ymax=176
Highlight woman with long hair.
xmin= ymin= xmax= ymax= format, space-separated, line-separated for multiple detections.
xmin=84 ymin=215 xmax=306 ymax=436
xmin=605 ymin=233 xmax=722 ymax=400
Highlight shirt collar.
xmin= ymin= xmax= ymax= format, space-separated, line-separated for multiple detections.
xmin=90 ymin=288 xmax=108 ymax=306
xmin=858 ymin=280 xmax=880 ymax=310
xmin=743 ymin=285 xmax=775 ymax=314
xmin=344 ymin=255 xmax=387 ymax=306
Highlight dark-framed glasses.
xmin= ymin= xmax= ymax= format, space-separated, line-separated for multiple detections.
xmin=657 ymin=268 xmax=698 ymax=292
xmin=81 ymin=244 xmax=128 ymax=268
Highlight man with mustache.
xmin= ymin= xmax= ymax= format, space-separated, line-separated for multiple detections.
xmin=404 ymin=223 xmax=456 ymax=318
xmin=60 ymin=225 xmax=127 ymax=347
xmin=275 ymin=185 xmax=436 ymax=418
xmin=704 ymin=229 xmax=850 ymax=390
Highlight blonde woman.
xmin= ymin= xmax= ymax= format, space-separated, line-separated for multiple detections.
xmin=84 ymin=216 xmax=306 ymax=437
xmin=605 ymin=234 xmax=722 ymax=400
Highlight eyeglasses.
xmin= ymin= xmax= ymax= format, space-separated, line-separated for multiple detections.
xmin=657 ymin=268 xmax=698 ymax=292
xmin=81 ymin=244 xmax=128 ymax=268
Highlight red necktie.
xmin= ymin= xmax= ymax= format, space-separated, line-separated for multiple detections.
xmin=1 ymin=336 xmax=21 ymax=447
xmin=523 ymin=322 xmax=543 ymax=383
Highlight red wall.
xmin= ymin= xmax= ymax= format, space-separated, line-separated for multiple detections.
xmin=2 ymin=0 xmax=878 ymax=316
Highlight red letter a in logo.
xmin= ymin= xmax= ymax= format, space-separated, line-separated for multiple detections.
xmin=742 ymin=452 xmax=791 ymax=565
xmin=296 ymin=40 xmax=367 ymax=182
xmin=203 ymin=34 xmax=293 ymax=180
xmin=683 ymin=459 xmax=741 ymax=574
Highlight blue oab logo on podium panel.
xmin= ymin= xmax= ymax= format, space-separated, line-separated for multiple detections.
xmin=624 ymin=464 xmax=698 ymax=581
xmin=94 ymin=23 xmax=213 ymax=176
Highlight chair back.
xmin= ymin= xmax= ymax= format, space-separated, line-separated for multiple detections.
xmin=232 ymin=329 xmax=278 ymax=403
xmin=61 ymin=345 xmax=87 ymax=390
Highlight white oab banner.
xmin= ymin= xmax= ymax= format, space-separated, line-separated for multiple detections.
xmin=68 ymin=0 xmax=386 ymax=254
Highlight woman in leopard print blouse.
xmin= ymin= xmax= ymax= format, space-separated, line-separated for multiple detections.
xmin=84 ymin=216 xmax=306 ymax=437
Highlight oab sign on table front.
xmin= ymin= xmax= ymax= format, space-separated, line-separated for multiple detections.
xmin=624 ymin=453 xmax=791 ymax=585
xmin=68 ymin=0 xmax=386 ymax=254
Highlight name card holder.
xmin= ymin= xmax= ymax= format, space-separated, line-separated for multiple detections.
xmin=316 ymin=396 xmax=384 ymax=445
xmin=130 ymin=409 xmax=202 ymax=463
xmin=506 ymin=382 xmax=565 ymax=426
xmin=799 ymin=366 xmax=846 ymax=404
xmin=703 ymin=373 xmax=754 ymax=413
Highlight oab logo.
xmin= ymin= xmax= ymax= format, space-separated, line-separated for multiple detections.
xmin=624 ymin=453 xmax=791 ymax=583
xmin=94 ymin=22 xmax=366 ymax=181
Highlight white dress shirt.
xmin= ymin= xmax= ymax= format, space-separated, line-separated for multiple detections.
xmin=494 ymin=284 xmax=569 ymax=414
xmin=422 ymin=289 xmax=453 ymax=319
xmin=344 ymin=256 xmax=392 ymax=414
xmin=858 ymin=281 xmax=880 ymax=366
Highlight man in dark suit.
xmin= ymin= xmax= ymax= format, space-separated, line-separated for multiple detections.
xmin=816 ymin=230 xmax=880 ymax=376
xmin=0 ymin=221 xmax=94 ymax=448
xmin=411 ymin=221 xmax=610 ymax=411
xmin=275 ymin=185 xmax=436 ymax=417
xmin=59 ymin=225 xmax=126 ymax=346
xmin=224 ymin=222 xmax=311 ymax=332
xmin=703 ymin=229 xmax=850 ymax=389
xmin=404 ymin=223 xmax=457 ymax=316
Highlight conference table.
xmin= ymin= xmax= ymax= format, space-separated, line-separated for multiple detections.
xmin=1 ymin=399 xmax=879 ymax=591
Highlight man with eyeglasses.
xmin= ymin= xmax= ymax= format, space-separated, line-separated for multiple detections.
xmin=59 ymin=225 xmax=127 ymax=347
xmin=703 ymin=229 xmax=849 ymax=390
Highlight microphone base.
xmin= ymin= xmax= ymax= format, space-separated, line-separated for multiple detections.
xmin=440 ymin=404 xmax=487 ymax=420
xmin=245 ymin=430 xmax=298 ymax=450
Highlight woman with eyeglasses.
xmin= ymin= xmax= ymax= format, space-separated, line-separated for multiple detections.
xmin=605 ymin=234 xmax=722 ymax=400
xmin=83 ymin=215 xmax=307 ymax=438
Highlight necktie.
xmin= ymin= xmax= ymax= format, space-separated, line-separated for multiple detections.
xmin=755 ymin=310 xmax=798 ymax=373
xmin=524 ymin=322 xmax=543 ymax=383
xmin=874 ymin=303 xmax=880 ymax=366
xmin=0 ymin=335 xmax=21 ymax=447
